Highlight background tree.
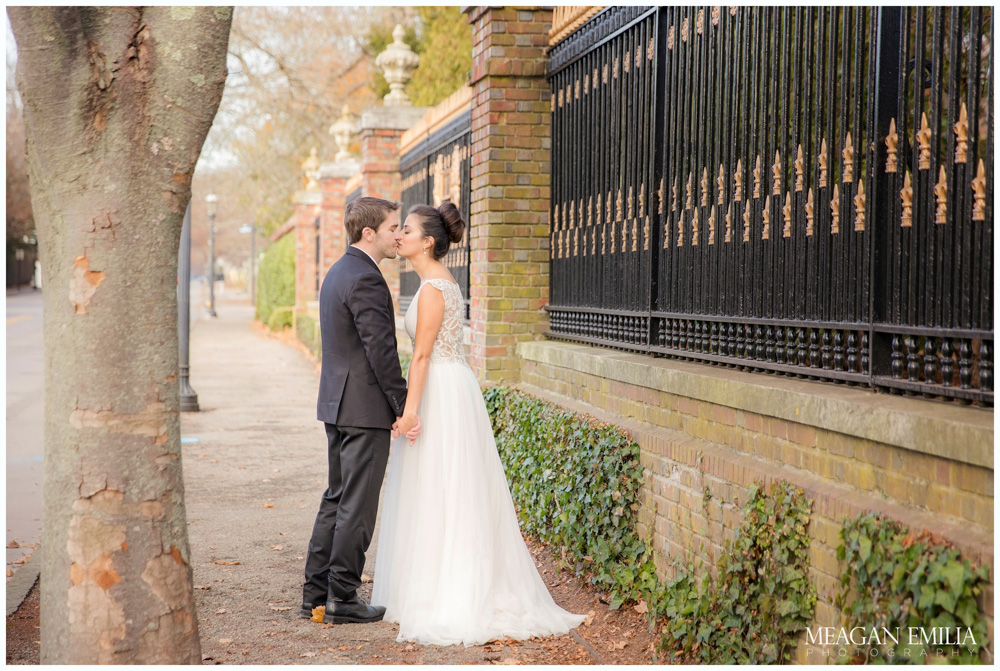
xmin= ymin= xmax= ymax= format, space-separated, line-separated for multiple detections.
xmin=8 ymin=6 xmax=232 ymax=663
xmin=201 ymin=6 xmax=413 ymax=239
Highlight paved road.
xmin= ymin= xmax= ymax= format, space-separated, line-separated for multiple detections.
xmin=4 ymin=280 xmax=209 ymax=581
xmin=6 ymin=289 xmax=44 ymax=575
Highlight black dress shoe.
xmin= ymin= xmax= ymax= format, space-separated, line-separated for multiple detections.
xmin=322 ymin=595 xmax=386 ymax=624
xmin=299 ymin=603 xmax=323 ymax=619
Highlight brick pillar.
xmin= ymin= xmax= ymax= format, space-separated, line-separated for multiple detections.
xmin=467 ymin=7 xmax=552 ymax=384
xmin=317 ymin=161 xmax=359 ymax=279
xmin=293 ymin=190 xmax=323 ymax=311
xmin=359 ymin=106 xmax=426 ymax=314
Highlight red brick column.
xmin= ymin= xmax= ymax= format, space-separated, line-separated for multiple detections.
xmin=317 ymin=162 xmax=358 ymax=280
xmin=467 ymin=7 xmax=552 ymax=383
xmin=293 ymin=191 xmax=322 ymax=310
xmin=360 ymin=128 xmax=404 ymax=314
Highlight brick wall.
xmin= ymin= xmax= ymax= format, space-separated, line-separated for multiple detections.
xmin=517 ymin=342 xmax=994 ymax=662
xmin=467 ymin=7 xmax=553 ymax=383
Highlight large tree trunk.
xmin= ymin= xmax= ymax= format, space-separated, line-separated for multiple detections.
xmin=8 ymin=7 xmax=232 ymax=664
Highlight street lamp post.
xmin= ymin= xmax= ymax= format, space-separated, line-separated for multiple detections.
xmin=206 ymin=193 xmax=218 ymax=317
xmin=179 ymin=202 xmax=200 ymax=411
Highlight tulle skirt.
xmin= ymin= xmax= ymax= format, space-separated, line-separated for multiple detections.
xmin=372 ymin=361 xmax=585 ymax=646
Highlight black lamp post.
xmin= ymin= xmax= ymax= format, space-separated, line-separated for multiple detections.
xmin=206 ymin=192 xmax=218 ymax=317
xmin=179 ymin=202 xmax=199 ymax=411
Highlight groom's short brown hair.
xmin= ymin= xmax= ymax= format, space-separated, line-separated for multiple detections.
xmin=344 ymin=197 xmax=400 ymax=244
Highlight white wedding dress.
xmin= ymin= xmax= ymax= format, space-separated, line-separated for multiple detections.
xmin=372 ymin=278 xmax=585 ymax=646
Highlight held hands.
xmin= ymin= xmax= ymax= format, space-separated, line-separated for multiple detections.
xmin=391 ymin=413 xmax=421 ymax=446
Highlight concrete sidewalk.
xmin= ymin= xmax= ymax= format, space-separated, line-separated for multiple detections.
xmin=181 ymin=294 xmax=564 ymax=664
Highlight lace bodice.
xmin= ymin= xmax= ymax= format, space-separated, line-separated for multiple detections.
xmin=404 ymin=278 xmax=468 ymax=366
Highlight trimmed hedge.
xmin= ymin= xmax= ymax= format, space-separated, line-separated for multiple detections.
xmin=295 ymin=313 xmax=320 ymax=358
xmin=267 ymin=306 xmax=293 ymax=332
xmin=256 ymin=233 xmax=295 ymax=325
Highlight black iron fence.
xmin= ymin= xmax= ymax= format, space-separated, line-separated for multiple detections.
xmin=547 ymin=6 xmax=993 ymax=406
xmin=399 ymin=111 xmax=472 ymax=317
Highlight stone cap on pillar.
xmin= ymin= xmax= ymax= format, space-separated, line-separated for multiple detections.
xmin=292 ymin=189 xmax=323 ymax=207
xmin=360 ymin=105 xmax=429 ymax=132
xmin=318 ymin=160 xmax=360 ymax=181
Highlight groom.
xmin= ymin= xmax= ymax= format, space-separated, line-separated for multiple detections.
xmin=302 ymin=196 xmax=418 ymax=624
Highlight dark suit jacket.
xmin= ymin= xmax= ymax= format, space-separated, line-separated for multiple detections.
xmin=316 ymin=247 xmax=407 ymax=428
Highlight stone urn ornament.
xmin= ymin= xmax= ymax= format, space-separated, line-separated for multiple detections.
xmin=375 ymin=24 xmax=420 ymax=106
xmin=329 ymin=104 xmax=356 ymax=161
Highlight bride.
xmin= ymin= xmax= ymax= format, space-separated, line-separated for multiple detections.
xmin=372 ymin=202 xmax=585 ymax=646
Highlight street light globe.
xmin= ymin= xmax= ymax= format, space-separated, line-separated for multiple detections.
xmin=206 ymin=192 xmax=218 ymax=217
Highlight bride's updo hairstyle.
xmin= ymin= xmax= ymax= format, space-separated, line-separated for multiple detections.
xmin=409 ymin=201 xmax=465 ymax=261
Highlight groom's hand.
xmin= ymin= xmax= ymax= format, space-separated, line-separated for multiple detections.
xmin=391 ymin=418 xmax=401 ymax=439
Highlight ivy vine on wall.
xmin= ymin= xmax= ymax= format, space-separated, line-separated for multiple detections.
xmin=659 ymin=480 xmax=817 ymax=664
xmin=836 ymin=513 xmax=991 ymax=664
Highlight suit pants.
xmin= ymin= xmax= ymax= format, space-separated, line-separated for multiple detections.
xmin=303 ymin=423 xmax=390 ymax=605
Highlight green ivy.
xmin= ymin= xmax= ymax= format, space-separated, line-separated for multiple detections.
xmin=659 ymin=480 xmax=817 ymax=664
xmin=398 ymin=350 xmax=411 ymax=379
xmin=483 ymin=386 xmax=657 ymax=608
xmin=836 ymin=513 xmax=990 ymax=664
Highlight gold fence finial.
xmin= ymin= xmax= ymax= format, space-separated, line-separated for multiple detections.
xmin=830 ymin=184 xmax=840 ymax=234
xmin=886 ymin=118 xmax=899 ymax=173
xmin=934 ymin=166 xmax=947 ymax=224
xmin=854 ymin=180 xmax=866 ymax=232
xmin=901 ymin=171 xmax=913 ymax=227
xmin=972 ymin=159 xmax=986 ymax=221
xmin=955 ymin=103 xmax=969 ymax=164
xmin=917 ymin=112 xmax=932 ymax=170
xmin=842 ymin=132 xmax=854 ymax=183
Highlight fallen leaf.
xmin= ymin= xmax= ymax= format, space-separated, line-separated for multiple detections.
xmin=213 ymin=561 xmax=240 ymax=565
xmin=310 ymin=605 xmax=326 ymax=623
xmin=404 ymin=644 xmax=416 ymax=652
xmin=584 ymin=610 xmax=595 ymax=626
xmin=270 ymin=545 xmax=283 ymax=551
xmin=356 ymin=645 xmax=363 ymax=650
xmin=210 ymin=546 xmax=216 ymax=550
xmin=274 ymin=469 xmax=281 ymax=473
xmin=337 ymin=646 xmax=350 ymax=652
xmin=361 ymin=573 xmax=373 ymax=584
xmin=296 ymin=556 xmax=304 ymax=560
xmin=218 ymin=638 xmax=233 ymax=644
xmin=216 ymin=608 xmax=227 ymax=614
xmin=300 ymin=651 xmax=317 ymax=658
xmin=194 ymin=584 xmax=211 ymax=590
xmin=6 ymin=569 xmax=13 ymax=577
xmin=634 ymin=599 xmax=648 ymax=615
xmin=263 ymin=503 xmax=274 ymax=508
xmin=269 ymin=605 xmax=292 ymax=612
xmin=7 ymin=540 xmax=19 ymax=548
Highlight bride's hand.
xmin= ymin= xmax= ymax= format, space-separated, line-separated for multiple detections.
xmin=404 ymin=414 xmax=421 ymax=446
xmin=395 ymin=412 xmax=418 ymax=440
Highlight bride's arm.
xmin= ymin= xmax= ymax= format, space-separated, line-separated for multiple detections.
xmin=395 ymin=285 xmax=445 ymax=440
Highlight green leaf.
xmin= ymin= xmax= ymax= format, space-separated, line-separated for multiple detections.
xmin=858 ymin=535 xmax=872 ymax=562
xmin=940 ymin=559 xmax=966 ymax=600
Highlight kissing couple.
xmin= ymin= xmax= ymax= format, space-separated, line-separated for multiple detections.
xmin=301 ymin=197 xmax=585 ymax=646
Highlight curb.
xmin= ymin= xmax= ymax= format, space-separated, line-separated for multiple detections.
xmin=6 ymin=546 xmax=41 ymax=618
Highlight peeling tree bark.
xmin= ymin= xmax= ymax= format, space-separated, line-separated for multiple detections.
xmin=8 ymin=6 xmax=232 ymax=664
